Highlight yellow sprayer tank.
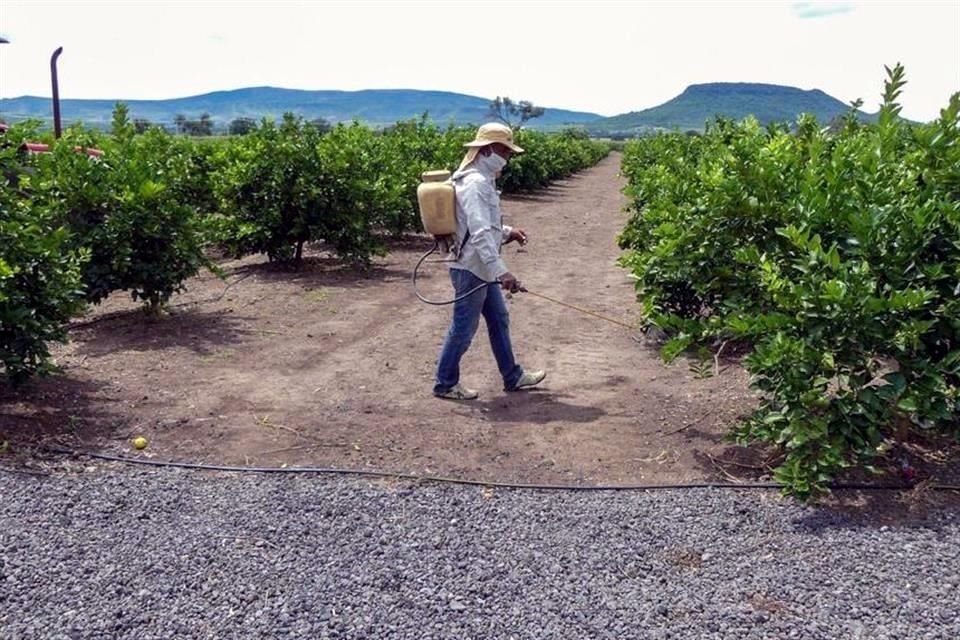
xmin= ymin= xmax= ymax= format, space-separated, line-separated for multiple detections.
xmin=417 ymin=170 xmax=456 ymax=236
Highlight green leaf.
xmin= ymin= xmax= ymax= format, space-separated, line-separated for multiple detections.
xmin=660 ymin=335 xmax=693 ymax=363
xmin=883 ymin=371 xmax=907 ymax=395
xmin=0 ymin=259 xmax=15 ymax=279
xmin=821 ymin=352 xmax=836 ymax=370
xmin=896 ymin=396 xmax=918 ymax=413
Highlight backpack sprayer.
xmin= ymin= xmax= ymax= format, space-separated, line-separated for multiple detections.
xmin=411 ymin=169 xmax=637 ymax=330
xmin=412 ymin=169 xmax=495 ymax=305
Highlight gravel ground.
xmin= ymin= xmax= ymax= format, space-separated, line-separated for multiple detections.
xmin=1 ymin=464 xmax=958 ymax=640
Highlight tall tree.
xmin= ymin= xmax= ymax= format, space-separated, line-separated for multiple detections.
xmin=196 ymin=113 xmax=213 ymax=136
xmin=228 ymin=117 xmax=257 ymax=135
xmin=488 ymin=96 xmax=545 ymax=129
xmin=308 ymin=117 xmax=332 ymax=134
xmin=111 ymin=102 xmax=135 ymax=141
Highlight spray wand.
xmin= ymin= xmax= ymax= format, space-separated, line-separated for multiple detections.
xmin=412 ymin=240 xmax=637 ymax=331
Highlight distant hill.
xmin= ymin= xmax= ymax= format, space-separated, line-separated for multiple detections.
xmin=0 ymin=83 xmax=890 ymax=136
xmin=0 ymin=87 xmax=602 ymax=130
xmin=589 ymin=83 xmax=878 ymax=134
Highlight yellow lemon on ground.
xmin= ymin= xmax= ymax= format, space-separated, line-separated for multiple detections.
xmin=132 ymin=436 xmax=148 ymax=450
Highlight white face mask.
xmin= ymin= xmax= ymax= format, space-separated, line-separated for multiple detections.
xmin=476 ymin=151 xmax=508 ymax=176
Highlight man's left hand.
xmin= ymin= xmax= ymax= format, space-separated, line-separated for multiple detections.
xmin=505 ymin=228 xmax=528 ymax=246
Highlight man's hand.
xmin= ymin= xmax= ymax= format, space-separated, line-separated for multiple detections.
xmin=499 ymin=272 xmax=525 ymax=293
xmin=504 ymin=228 xmax=528 ymax=246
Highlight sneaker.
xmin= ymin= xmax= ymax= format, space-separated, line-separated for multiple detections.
xmin=509 ymin=369 xmax=546 ymax=391
xmin=434 ymin=384 xmax=479 ymax=400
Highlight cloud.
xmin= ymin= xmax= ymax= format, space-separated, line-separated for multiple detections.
xmin=792 ymin=2 xmax=855 ymax=19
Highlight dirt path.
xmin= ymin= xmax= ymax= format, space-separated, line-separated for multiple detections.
xmin=2 ymin=153 xmax=761 ymax=484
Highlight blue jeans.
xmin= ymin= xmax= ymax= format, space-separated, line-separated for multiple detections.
xmin=434 ymin=268 xmax=524 ymax=393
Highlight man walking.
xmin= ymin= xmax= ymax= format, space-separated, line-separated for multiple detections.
xmin=433 ymin=123 xmax=546 ymax=400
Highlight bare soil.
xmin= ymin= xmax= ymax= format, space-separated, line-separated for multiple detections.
xmin=3 ymin=153 xmax=958 ymax=501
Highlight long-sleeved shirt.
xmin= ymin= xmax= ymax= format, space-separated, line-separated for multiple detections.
xmin=448 ymin=166 xmax=513 ymax=283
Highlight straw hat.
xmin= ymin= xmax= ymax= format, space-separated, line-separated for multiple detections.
xmin=457 ymin=122 xmax=525 ymax=171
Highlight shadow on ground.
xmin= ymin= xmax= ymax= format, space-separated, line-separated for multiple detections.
xmin=0 ymin=376 xmax=123 ymax=458
xmin=691 ymin=430 xmax=960 ymax=527
xmin=71 ymin=310 xmax=258 ymax=358
xmin=471 ymin=391 xmax=608 ymax=425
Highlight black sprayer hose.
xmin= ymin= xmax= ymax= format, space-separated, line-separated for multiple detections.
xmin=412 ymin=239 xmax=494 ymax=306
xmin=412 ymin=241 xmax=636 ymax=332
xmin=31 ymin=446 xmax=960 ymax=493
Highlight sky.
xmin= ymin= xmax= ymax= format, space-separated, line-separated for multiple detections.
xmin=0 ymin=0 xmax=958 ymax=122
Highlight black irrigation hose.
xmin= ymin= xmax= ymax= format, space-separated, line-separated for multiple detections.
xmin=36 ymin=446 xmax=960 ymax=493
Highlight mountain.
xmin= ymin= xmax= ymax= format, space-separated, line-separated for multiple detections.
xmin=0 ymin=83 xmax=886 ymax=136
xmin=589 ymin=83 xmax=878 ymax=134
xmin=0 ymin=87 xmax=602 ymax=130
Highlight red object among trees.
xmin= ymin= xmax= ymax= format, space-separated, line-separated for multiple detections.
xmin=17 ymin=141 xmax=103 ymax=157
